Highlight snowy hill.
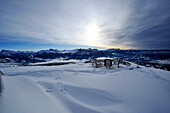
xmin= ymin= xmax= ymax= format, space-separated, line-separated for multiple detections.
xmin=0 ymin=62 xmax=170 ymax=113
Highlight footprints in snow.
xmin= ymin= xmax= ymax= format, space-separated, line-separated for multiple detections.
xmin=35 ymin=81 xmax=42 ymax=85
xmin=56 ymin=81 xmax=67 ymax=94
xmin=46 ymin=87 xmax=53 ymax=92
xmin=55 ymin=76 xmax=61 ymax=80
xmin=55 ymin=72 xmax=67 ymax=94
xmin=35 ymin=71 xmax=67 ymax=95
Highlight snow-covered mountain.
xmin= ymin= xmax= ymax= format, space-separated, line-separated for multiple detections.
xmin=0 ymin=48 xmax=170 ymax=70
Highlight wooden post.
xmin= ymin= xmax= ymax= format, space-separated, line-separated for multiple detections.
xmin=118 ymin=58 xmax=123 ymax=67
xmin=0 ymin=73 xmax=2 ymax=94
xmin=0 ymin=71 xmax=4 ymax=95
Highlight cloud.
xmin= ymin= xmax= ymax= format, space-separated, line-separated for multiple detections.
xmin=101 ymin=0 xmax=170 ymax=49
xmin=0 ymin=0 xmax=95 ymax=44
xmin=0 ymin=0 xmax=169 ymax=49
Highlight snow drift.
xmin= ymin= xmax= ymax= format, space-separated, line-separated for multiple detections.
xmin=0 ymin=62 xmax=170 ymax=113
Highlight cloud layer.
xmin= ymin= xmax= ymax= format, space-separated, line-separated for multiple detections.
xmin=0 ymin=0 xmax=169 ymax=49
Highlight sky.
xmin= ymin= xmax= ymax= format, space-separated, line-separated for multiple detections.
xmin=0 ymin=0 xmax=170 ymax=50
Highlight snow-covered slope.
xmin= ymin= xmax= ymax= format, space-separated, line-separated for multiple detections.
xmin=0 ymin=62 xmax=170 ymax=113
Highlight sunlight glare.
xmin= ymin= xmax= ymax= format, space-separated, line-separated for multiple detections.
xmin=86 ymin=24 xmax=100 ymax=38
xmin=85 ymin=23 xmax=101 ymax=46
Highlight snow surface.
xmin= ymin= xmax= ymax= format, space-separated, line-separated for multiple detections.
xmin=0 ymin=62 xmax=170 ymax=113
xmin=30 ymin=59 xmax=80 ymax=65
xmin=150 ymin=59 xmax=170 ymax=65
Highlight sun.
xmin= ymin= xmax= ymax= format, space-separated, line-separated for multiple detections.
xmin=86 ymin=24 xmax=100 ymax=38
xmin=84 ymin=23 xmax=100 ymax=46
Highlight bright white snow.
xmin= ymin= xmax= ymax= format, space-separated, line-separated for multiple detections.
xmin=0 ymin=62 xmax=170 ymax=113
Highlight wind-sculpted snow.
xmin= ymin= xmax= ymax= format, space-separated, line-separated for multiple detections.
xmin=65 ymin=85 xmax=121 ymax=106
xmin=0 ymin=62 xmax=170 ymax=113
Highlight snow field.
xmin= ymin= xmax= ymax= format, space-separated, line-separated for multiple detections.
xmin=0 ymin=62 xmax=170 ymax=113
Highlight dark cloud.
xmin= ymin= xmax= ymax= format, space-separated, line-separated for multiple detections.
xmin=100 ymin=0 xmax=170 ymax=49
xmin=119 ymin=0 xmax=170 ymax=48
